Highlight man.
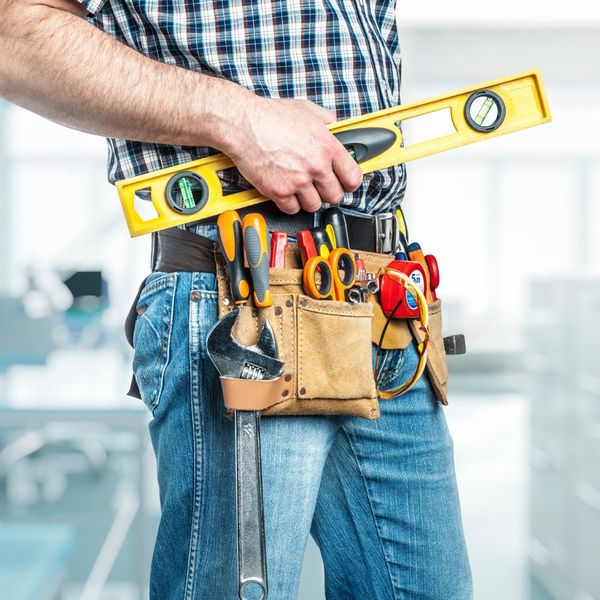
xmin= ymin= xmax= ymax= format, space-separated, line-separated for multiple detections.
xmin=0 ymin=1 xmax=473 ymax=598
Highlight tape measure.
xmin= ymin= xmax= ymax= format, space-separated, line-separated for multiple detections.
xmin=117 ymin=70 xmax=551 ymax=237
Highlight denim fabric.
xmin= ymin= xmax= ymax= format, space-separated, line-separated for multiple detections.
xmin=132 ymin=249 xmax=472 ymax=600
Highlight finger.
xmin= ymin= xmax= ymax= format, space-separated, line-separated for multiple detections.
xmin=314 ymin=169 xmax=345 ymax=205
xmin=275 ymin=195 xmax=302 ymax=215
xmin=332 ymin=146 xmax=364 ymax=192
xmin=296 ymin=185 xmax=323 ymax=213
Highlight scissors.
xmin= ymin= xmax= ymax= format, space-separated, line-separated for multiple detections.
xmin=303 ymin=247 xmax=357 ymax=301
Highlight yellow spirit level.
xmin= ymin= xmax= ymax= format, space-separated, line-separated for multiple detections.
xmin=117 ymin=70 xmax=551 ymax=237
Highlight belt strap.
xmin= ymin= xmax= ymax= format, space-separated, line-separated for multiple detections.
xmin=204 ymin=201 xmax=397 ymax=253
xmin=149 ymin=204 xmax=399 ymax=276
xmin=203 ymin=201 xmax=317 ymax=238
xmin=152 ymin=227 xmax=217 ymax=273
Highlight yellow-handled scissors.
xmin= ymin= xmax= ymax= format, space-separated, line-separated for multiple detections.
xmin=303 ymin=248 xmax=357 ymax=301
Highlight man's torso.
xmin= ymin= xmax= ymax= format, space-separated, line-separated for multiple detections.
xmin=84 ymin=0 xmax=406 ymax=213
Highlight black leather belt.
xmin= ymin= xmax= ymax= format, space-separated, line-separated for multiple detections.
xmin=201 ymin=201 xmax=400 ymax=254
xmin=149 ymin=202 xmax=400 ymax=273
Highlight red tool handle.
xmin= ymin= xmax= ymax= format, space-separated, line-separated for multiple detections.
xmin=297 ymin=230 xmax=318 ymax=266
xmin=425 ymin=254 xmax=439 ymax=301
xmin=269 ymin=231 xmax=288 ymax=268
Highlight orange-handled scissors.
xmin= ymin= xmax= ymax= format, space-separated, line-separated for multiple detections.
xmin=303 ymin=247 xmax=357 ymax=301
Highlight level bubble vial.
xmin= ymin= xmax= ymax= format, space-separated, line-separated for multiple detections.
xmin=165 ymin=171 xmax=209 ymax=214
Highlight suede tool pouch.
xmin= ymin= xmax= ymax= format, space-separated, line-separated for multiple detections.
xmin=215 ymin=243 xmax=450 ymax=418
xmin=215 ymin=249 xmax=379 ymax=419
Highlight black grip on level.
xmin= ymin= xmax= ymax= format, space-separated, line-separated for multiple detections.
xmin=323 ymin=207 xmax=350 ymax=249
xmin=333 ymin=127 xmax=397 ymax=163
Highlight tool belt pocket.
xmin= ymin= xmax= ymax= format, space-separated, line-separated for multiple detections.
xmin=361 ymin=250 xmax=449 ymax=407
xmin=216 ymin=251 xmax=379 ymax=419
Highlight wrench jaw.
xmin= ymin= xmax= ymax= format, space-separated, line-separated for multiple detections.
xmin=206 ymin=309 xmax=284 ymax=379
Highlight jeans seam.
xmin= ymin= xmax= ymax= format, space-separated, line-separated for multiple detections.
xmin=155 ymin=274 xmax=178 ymax=413
xmin=342 ymin=427 xmax=402 ymax=600
xmin=184 ymin=293 xmax=204 ymax=600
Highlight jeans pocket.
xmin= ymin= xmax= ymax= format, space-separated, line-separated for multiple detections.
xmin=132 ymin=272 xmax=178 ymax=414
xmin=374 ymin=345 xmax=407 ymax=394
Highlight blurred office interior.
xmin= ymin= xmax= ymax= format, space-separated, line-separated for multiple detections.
xmin=0 ymin=2 xmax=599 ymax=598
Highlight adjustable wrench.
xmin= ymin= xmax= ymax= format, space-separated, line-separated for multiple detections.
xmin=212 ymin=210 xmax=276 ymax=599
xmin=207 ymin=309 xmax=283 ymax=599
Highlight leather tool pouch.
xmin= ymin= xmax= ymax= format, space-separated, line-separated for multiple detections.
xmin=215 ymin=243 xmax=449 ymax=420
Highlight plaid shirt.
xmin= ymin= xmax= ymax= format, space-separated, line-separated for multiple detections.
xmin=80 ymin=0 xmax=406 ymax=213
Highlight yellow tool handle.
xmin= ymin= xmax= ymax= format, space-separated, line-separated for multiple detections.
xmin=117 ymin=70 xmax=552 ymax=237
xmin=217 ymin=210 xmax=251 ymax=304
xmin=330 ymin=248 xmax=357 ymax=301
xmin=303 ymin=256 xmax=334 ymax=301
xmin=242 ymin=213 xmax=273 ymax=308
xmin=303 ymin=248 xmax=357 ymax=301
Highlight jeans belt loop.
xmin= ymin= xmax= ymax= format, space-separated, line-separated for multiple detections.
xmin=374 ymin=212 xmax=398 ymax=254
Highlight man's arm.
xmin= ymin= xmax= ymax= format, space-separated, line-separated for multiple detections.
xmin=0 ymin=0 xmax=362 ymax=213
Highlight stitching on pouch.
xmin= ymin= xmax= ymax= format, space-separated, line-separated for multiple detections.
xmin=298 ymin=298 xmax=304 ymax=394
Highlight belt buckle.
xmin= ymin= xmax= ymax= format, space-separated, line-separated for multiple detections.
xmin=374 ymin=213 xmax=398 ymax=254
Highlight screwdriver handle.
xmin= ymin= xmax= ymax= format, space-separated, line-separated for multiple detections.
xmin=217 ymin=210 xmax=251 ymax=304
xmin=310 ymin=227 xmax=333 ymax=258
xmin=242 ymin=213 xmax=273 ymax=308
xmin=323 ymin=207 xmax=350 ymax=249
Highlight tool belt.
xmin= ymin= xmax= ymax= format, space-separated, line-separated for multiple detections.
xmin=125 ymin=212 xmax=449 ymax=418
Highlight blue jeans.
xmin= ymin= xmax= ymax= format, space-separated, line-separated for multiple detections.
xmin=132 ymin=253 xmax=472 ymax=600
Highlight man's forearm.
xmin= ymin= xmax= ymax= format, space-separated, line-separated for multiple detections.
xmin=0 ymin=0 xmax=363 ymax=213
xmin=0 ymin=0 xmax=248 ymax=151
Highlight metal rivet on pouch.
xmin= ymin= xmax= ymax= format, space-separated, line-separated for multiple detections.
xmin=282 ymin=390 xmax=289 ymax=397
xmin=299 ymin=299 xmax=307 ymax=307
xmin=285 ymin=299 xmax=293 ymax=308
xmin=274 ymin=306 xmax=283 ymax=316
xmin=190 ymin=291 xmax=200 ymax=301
xmin=299 ymin=387 xmax=306 ymax=395
xmin=222 ymin=297 xmax=230 ymax=305
xmin=284 ymin=373 xmax=292 ymax=382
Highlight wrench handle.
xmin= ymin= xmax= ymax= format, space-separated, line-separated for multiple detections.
xmin=235 ymin=409 xmax=268 ymax=599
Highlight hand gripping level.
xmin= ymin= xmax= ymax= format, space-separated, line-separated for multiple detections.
xmin=206 ymin=309 xmax=285 ymax=600
xmin=117 ymin=70 xmax=551 ymax=236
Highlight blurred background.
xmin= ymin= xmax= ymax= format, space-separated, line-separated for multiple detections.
xmin=0 ymin=1 xmax=599 ymax=598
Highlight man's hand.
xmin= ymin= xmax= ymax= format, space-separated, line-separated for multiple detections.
xmin=222 ymin=97 xmax=363 ymax=214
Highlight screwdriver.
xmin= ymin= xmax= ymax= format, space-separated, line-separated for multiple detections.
xmin=310 ymin=227 xmax=333 ymax=258
xmin=407 ymin=242 xmax=433 ymax=303
xmin=242 ymin=213 xmax=273 ymax=308
xmin=217 ymin=210 xmax=251 ymax=304
xmin=323 ymin=207 xmax=350 ymax=249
